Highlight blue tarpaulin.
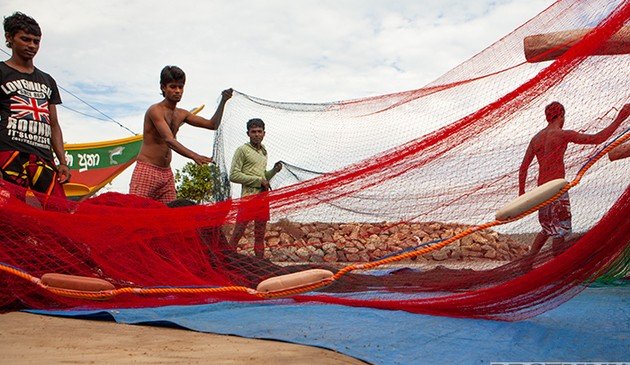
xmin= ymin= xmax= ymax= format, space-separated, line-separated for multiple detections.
xmin=30 ymin=286 xmax=629 ymax=365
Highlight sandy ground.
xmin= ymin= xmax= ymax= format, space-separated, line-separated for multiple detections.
xmin=0 ymin=312 xmax=368 ymax=364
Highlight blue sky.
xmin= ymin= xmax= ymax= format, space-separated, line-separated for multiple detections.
xmin=0 ymin=0 xmax=555 ymax=193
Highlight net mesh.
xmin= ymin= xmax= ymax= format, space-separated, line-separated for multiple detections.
xmin=0 ymin=0 xmax=628 ymax=320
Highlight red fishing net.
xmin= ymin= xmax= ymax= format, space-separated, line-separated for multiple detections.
xmin=1 ymin=0 xmax=628 ymax=320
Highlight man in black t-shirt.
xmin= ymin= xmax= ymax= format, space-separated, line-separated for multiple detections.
xmin=0 ymin=12 xmax=69 ymax=205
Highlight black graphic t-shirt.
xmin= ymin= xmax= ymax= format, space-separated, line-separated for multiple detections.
xmin=0 ymin=62 xmax=62 ymax=161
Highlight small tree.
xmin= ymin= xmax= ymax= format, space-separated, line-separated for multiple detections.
xmin=174 ymin=162 xmax=226 ymax=204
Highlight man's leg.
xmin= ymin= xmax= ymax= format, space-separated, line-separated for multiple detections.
xmin=253 ymin=220 xmax=267 ymax=259
xmin=230 ymin=220 xmax=249 ymax=249
xmin=523 ymin=231 xmax=549 ymax=271
xmin=551 ymin=237 xmax=566 ymax=257
xmin=549 ymin=192 xmax=572 ymax=258
xmin=129 ymin=162 xmax=156 ymax=200
xmin=158 ymin=169 xmax=177 ymax=205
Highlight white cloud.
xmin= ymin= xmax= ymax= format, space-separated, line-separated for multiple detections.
xmin=0 ymin=0 xmax=555 ymax=194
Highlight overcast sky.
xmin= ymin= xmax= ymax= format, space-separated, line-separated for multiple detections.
xmin=1 ymin=0 xmax=555 ymax=194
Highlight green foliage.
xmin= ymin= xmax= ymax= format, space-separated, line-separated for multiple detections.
xmin=174 ymin=162 xmax=223 ymax=204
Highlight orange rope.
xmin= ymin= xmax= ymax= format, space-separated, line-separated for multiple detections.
xmin=0 ymin=263 xmax=40 ymax=284
xmin=0 ymin=262 xmax=256 ymax=300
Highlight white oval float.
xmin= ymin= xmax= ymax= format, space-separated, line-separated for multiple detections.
xmin=496 ymin=178 xmax=568 ymax=221
xmin=256 ymin=269 xmax=334 ymax=294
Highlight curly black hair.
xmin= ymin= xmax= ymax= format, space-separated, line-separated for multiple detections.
xmin=3 ymin=12 xmax=41 ymax=38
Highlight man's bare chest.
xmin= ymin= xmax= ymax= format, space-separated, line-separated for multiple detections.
xmin=165 ymin=112 xmax=185 ymax=134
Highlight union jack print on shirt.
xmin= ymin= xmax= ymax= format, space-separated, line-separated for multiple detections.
xmin=10 ymin=95 xmax=50 ymax=123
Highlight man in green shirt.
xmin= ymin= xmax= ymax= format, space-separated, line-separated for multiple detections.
xmin=229 ymin=118 xmax=282 ymax=259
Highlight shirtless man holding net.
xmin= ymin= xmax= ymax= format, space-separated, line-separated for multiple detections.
xmin=129 ymin=65 xmax=232 ymax=204
xmin=519 ymin=102 xmax=629 ymax=264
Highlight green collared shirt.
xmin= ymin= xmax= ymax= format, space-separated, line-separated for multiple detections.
xmin=230 ymin=143 xmax=277 ymax=197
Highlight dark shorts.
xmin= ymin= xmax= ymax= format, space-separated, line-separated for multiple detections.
xmin=0 ymin=150 xmax=66 ymax=200
xmin=236 ymin=193 xmax=270 ymax=223
xmin=538 ymin=192 xmax=572 ymax=238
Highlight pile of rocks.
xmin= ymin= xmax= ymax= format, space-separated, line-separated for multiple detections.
xmin=228 ymin=221 xmax=530 ymax=263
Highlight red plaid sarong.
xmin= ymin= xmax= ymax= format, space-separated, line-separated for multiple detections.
xmin=129 ymin=160 xmax=176 ymax=204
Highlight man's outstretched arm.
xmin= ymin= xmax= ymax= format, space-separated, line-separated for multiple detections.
xmin=568 ymin=103 xmax=629 ymax=145
xmin=148 ymin=107 xmax=213 ymax=165
xmin=186 ymin=89 xmax=233 ymax=130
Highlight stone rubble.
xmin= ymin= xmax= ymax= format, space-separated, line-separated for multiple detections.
xmin=226 ymin=220 xmax=530 ymax=263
